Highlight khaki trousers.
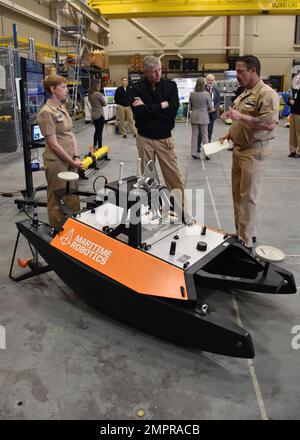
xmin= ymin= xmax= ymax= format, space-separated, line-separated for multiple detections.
xmin=117 ymin=105 xmax=137 ymax=136
xmin=136 ymin=134 xmax=190 ymax=220
xmin=45 ymin=159 xmax=80 ymax=227
xmin=232 ymin=142 xmax=271 ymax=247
xmin=289 ymin=114 xmax=300 ymax=154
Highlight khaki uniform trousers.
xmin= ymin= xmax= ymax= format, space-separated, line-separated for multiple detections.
xmin=232 ymin=142 xmax=271 ymax=248
xmin=136 ymin=134 xmax=190 ymax=220
xmin=289 ymin=114 xmax=300 ymax=155
xmin=45 ymin=158 xmax=80 ymax=227
xmin=117 ymin=105 xmax=137 ymax=136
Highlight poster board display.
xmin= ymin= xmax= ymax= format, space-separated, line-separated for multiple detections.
xmin=174 ymin=78 xmax=197 ymax=103
xmin=104 ymin=87 xmax=117 ymax=104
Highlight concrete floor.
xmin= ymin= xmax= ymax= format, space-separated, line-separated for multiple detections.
xmin=0 ymin=118 xmax=299 ymax=420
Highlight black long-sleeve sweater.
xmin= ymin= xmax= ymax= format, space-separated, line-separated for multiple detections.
xmin=130 ymin=78 xmax=179 ymax=139
xmin=114 ymin=86 xmax=131 ymax=107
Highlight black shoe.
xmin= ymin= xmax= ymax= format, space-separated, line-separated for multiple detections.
xmin=228 ymin=147 xmax=233 ymax=151
xmin=123 ymin=135 xmax=127 ymax=138
xmin=289 ymin=152 xmax=296 ymax=157
xmin=205 ymin=155 xmax=210 ymax=160
xmin=295 ymin=154 xmax=300 ymax=158
xmin=192 ymin=155 xmax=197 ymax=159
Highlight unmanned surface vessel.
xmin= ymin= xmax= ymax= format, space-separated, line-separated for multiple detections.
xmin=10 ymin=160 xmax=296 ymax=359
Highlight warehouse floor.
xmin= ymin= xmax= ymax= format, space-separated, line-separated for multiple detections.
xmin=0 ymin=118 xmax=299 ymax=420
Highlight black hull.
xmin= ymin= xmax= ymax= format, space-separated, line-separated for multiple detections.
xmin=16 ymin=220 xmax=255 ymax=358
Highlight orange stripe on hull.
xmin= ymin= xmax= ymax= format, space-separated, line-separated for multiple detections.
xmin=51 ymin=218 xmax=188 ymax=300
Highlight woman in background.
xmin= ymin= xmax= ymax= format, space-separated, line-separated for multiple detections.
xmin=88 ymin=79 xmax=107 ymax=148
xmin=189 ymin=77 xmax=212 ymax=159
xmin=37 ymin=75 xmax=82 ymax=227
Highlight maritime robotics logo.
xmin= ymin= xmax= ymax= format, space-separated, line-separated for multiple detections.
xmin=60 ymin=229 xmax=74 ymax=246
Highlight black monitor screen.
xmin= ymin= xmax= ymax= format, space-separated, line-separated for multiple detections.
xmin=169 ymin=60 xmax=181 ymax=70
xmin=182 ymin=58 xmax=198 ymax=71
xmin=20 ymin=58 xmax=45 ymax=122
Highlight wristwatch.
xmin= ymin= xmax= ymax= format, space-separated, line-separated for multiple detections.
xmin=73 ymin=155 xmax=80 ymax=159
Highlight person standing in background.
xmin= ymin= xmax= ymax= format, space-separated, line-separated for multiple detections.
xmin=189 ymin=77 xmax=212 ymax=159
xmin=197 ymin=74 xmax=220 ymax=153
xmin=114 ymin=77 xmax=137 ymax=138
xmin=88 ymin=79 xmax=107 ymax=148
xmin=288 ymin=73 xmax=300 ymax=158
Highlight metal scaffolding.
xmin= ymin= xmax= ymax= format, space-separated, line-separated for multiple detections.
xmin=0 ymin=46 xmax=22 ymax=160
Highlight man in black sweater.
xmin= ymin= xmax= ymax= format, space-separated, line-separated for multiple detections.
xmin=114 ymin=77 xmax=137 ymax=138
xmin=131 ymin=55 xmax=191 ymax=222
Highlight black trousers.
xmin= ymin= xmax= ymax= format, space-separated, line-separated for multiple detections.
xmin=93 ymin=116 xmax=105 ymax=147
xmin=197 ymin=113 xmax=215 ymax=152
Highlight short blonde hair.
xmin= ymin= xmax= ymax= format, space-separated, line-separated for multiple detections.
xmin=43 ymin=75 xmax=67 ymax=93
xmin=195 ymin=77 xmax=205 ymax=92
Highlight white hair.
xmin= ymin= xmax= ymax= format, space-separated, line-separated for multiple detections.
xmin=206 ymin=74 xmax=215 ymax=81
xmin=143 ymin=55 xmax=161 ymax=71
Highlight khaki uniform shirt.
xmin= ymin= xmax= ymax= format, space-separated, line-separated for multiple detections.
xmin=37 ymin=99 xmax=74 ymax=162
xmin=231 ymin=80 xmax=279 ymax=150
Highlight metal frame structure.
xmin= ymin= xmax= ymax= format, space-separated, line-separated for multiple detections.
xmin=0 ymin=45 xmax=22 ymax=160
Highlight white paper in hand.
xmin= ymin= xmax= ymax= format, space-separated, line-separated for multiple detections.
xmin=203 ymin=139 xmax=230 ymax=156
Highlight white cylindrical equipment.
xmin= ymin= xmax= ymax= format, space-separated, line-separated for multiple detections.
xmin=118 ymin=162 xmax=124 ymax=185
xmin=136 ymin=158 xmax=141 ymax=178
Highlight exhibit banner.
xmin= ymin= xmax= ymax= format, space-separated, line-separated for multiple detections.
xmin=174 ymin=78 xmax=197 ymax=103
xmin=104 ymin=87 xmax=117 ymax=104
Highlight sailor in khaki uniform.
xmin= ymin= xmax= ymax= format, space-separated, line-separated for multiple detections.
xmin=220 ymin=56 xmax=279 ymax=249
xmin=37 ymin=75 xmax=83 ymax=227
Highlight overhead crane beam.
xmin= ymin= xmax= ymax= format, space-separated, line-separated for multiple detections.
xmin=175 ymin=16 xmax=218 ymax=47
xmin=128 ymin=18 xmax=166 ymax=46
xmin=89 ymin=0 xmax=300 ymax=18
